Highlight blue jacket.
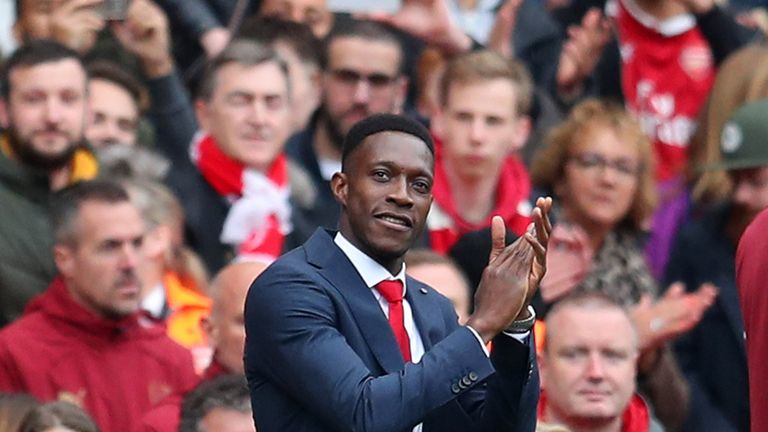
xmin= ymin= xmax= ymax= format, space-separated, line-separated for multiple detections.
xmin=244 ymin=229 xmax=539 ymax=432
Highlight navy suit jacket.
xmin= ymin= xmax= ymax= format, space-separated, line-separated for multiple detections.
xmin=244 ymin=229 xmax=539 ymax=432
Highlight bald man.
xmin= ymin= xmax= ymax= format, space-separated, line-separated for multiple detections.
xmin=139 ymin=261 xmax=267 ymax=432
xmin=203 ymin=261 xmax=268 ymax=376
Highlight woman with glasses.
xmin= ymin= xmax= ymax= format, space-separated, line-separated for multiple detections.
xmin=529 ymin=98 xmax=716 ymax=432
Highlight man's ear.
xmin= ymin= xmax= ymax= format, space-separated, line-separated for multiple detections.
xmin=11 ymin=20 xmax=23 ymax=46
xmin=538 ymin=351 xmax=548 ymax=389
xmin=194 ymin=99 xmax=211 ymax=131
xmin=431 ymin=106 xmax=446 ymax=139
xmin=509 ymin=115 xmax=532 ymax=154
xmin=201 ymin=314 xmax=217 ymax=344
xmin=53 ymin=244 xmax=76 ymax=279
xmin=330 ymin=172 xmax=349 ymax=206
xmin=144 ymin=225 xmax=172 ymax=261
xmin=0 ymin=98 xmax=8 ymax=128
xmin=392 ymin=76 xmax=409 ymax=114
xmin=308 ymin=68 xmax=322 ymax=109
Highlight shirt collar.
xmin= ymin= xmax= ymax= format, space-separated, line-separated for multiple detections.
xmin=141 ymin=284 xmax=166 ymax=319
xmin=334 ymin=232 xmax=407 ymax=292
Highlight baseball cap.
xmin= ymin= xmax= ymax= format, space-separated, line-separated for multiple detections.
xmin=706 ymin=98 xmax=768 ymax=171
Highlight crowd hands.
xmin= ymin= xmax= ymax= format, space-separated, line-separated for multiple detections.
xmin=0 ymin=0 xmax=766 ymax=430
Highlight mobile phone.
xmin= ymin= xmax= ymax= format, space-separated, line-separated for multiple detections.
xmin=97 ymin=0 xmax=130 ymax=21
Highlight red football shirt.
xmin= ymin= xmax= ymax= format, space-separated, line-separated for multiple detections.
xmin=610 ymin=0 xmax=715 ymax=181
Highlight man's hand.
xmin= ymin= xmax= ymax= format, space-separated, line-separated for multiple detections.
xmin=467 ymin=197 xmax=552 ymax=343
xmin=112 ymin=0 xmax=173 ymax=78
xmin=200 ymin=27 xmax=231 ymax=59
xmin=487 ymin=0 xmax=523 ymax=58
xmin=50 ymin=0 xmax=106 ymax=53
xmin=539 ymin=223 xmax=593 ymax=302
xmin=556 ymin=8 xmax=611 ymax=96
xmin=358 ymin=0 xmax=472 ymax=55
xmin=631 ymin=282 xmax=718 ymax=351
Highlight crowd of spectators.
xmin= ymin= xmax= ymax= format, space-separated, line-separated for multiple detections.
xmin=0 ymin=0 xmax=766 ymax=430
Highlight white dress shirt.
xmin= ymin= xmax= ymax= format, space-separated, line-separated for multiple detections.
xmin=333 ymin=233 xmax=528 ymax=431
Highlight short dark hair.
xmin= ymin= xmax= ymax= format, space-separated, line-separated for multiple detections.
xmin=236 ymin=16 xmax=322 ymax=70
xmin=196 ymin=39 xmax=289 ymax=101
xmin=19 ymin=401 xmax=99 ymax=432
xmin=341 ymin=113 xmax=434 ymax=171
xmin=87 ymin=59 xmax=149 ymax=112
xmin=1 ymin=39 xmax=84 ymax=99
xmin=179 ymin=374 xmax=251 ymax=432
xmin=50 ymin=179 xmax=131 ymax=246
xmin=322 ymin=19 xmax=404 ymax=74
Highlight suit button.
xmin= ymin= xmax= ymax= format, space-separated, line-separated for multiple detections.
xmin=461 ymin=376 xmax=472 ymax=387
xmin=451 ymin=383 xmax=461 ymax=394
xmin=468 ymin=372 xmax=478 ymax=382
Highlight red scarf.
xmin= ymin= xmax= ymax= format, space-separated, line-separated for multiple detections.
xmin=428 ymin=137 xmax=532 ymax=254
xmin=191 ymin=133 xmax=290 ymax=262
xmin=537 ymin=390 xmax=651 ymax=432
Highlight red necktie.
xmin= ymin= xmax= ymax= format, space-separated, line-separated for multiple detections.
xmin=376 ymin=280 xmax=412 ymax=362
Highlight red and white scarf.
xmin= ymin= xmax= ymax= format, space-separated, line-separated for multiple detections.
xmin=191 ymin=132 xmax=291 ymax=263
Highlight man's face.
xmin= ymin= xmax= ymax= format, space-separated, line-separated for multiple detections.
xmin=0 ymin=58 xmax=87 ymax=170
xmin=540 ymin=306 xmax=638 ymax=426
xmin=273 ymin=42 xmax=320 ymax=132
xmin=259 ymin=0 xmax=332 ymax=38
xmin=730 ymin=166 xmax=768 ymax=221
xmin=86 ymin=78 xmax=140 ymax=147
xmin=322 ymin=37 xmax=405 ymax=142
xmin=200 ymin=407 xmax=255 ymax=432
xmin=196 ymin=61 xmax=292 ymax=172
xmin=205 ymin=262 xmax=266 ymax=373
xmin=407 ymin=262 xmax=470 ymax=324
xmin=436 ymin=79 xmax=529 ymax=181
xmin=14 ymin=0 xmax=64 ymax=41
xmin=54 ymin=201 xmax=146 ymax=319
xmin=333 ymin=132 xmax=433 ymax=265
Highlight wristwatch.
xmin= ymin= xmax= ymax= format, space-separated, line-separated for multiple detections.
xmin=504 ymin=306 xmax=536 ymax=333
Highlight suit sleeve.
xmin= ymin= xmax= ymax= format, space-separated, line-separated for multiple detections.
xmin=244 ymin=262 xmax=535 ymax=432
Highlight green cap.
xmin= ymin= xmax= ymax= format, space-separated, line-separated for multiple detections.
xmin=708 ymin=98 xmax=768 ymax=171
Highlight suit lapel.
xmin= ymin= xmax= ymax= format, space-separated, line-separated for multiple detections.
xmin=305 ymin=230 xmax=406 ymax=373
xmin=405 ymin=277 xmax=444 ymax=351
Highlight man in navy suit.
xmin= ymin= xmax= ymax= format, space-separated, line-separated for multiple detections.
xmin=244 ymin=113 xmax=551 ymax=432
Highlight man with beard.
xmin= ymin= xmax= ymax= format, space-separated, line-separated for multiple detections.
xmin=0 ymin=179 xmax=198 ymax=432
xmin=665 ymin=99 xmax=768 ymax=432
xmin=0 ymin=39 xmax=98 ymax=326
xmin=285 ymin=19 xmax=408 ymax=243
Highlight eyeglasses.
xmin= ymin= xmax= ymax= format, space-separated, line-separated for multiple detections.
xmin=568 ymin=152 xmax=642 ymax=178
xmin=329 ymin=68 xmax=398 ymax=89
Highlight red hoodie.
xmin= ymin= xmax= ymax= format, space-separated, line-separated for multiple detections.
xmin=137 ymin=358 xmax=230 ymax=432
xmin=537 ymin=390 xmax=651 ymax=432
xmin=0 ymin=278 xmax=199 ymax=432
